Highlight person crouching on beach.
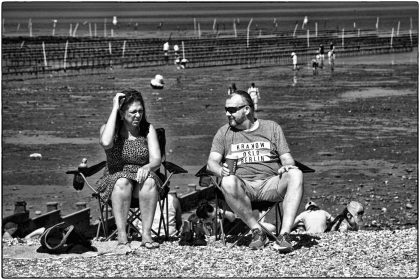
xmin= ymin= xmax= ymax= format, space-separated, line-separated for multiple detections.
xmin=292 ymin=201 xmax=333 ymax=233
xmin=328 ymin=201 xmax=364 ymax=232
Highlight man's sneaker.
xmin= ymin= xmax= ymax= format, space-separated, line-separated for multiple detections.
xmin=249 ymin=228 xmax=267 ymax=250
xmin=274 ymin=233 xmax=294 ymax=253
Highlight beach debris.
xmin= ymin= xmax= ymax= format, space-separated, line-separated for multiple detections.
xmin=29 ymin=153 xmax=42 ymax=160
xmin=405 ymin=203 xmax=413 ymax=209
xmin=151 ymin=74 xmax=164 ymax=89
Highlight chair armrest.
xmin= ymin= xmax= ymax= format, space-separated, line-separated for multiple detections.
xmin=294 ymin=160 xmax=315 ymax=173
xmin=195 ymin=164 xmax=212 ymax=177
xmin=162 ymin=161 xmax=188 ymax=174
xmin=65 ymin=161 xmax=106 ymax=177
xmin=85 ymin=161 xmax=107 ymax=176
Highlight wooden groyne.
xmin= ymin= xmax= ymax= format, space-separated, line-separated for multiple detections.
xmin=2 ymin=29 xmax=417 ymax=78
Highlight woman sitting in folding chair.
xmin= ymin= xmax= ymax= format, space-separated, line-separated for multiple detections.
xmin=97 ymin=89 xmax=162 ymax=250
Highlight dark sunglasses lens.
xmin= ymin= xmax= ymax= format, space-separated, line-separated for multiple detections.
xmin=225 ymin=107 xmax=237 ymax=114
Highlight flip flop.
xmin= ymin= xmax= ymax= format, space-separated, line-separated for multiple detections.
xmin=140 ymin=241 xmax=160 ymax=249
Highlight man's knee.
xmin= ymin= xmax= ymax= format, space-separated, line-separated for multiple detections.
xmin=221 ymin=175 xmax=243 ymax=197
xmin=286 ymin=168 xmax=303 ymax=188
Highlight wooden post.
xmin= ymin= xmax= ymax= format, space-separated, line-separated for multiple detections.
xmin=104 ymin=18 xmax=107 ymax=37
xmin=390 ymin=27 xmax=394 ymax=48
xmin=396 ymin=21 xmax=400 ymax=37
xmin=111 ymin=28 xmax=114 ymax=37
xmin=109 ymin=41 xmax=112 ymax=55
xmin=3 ymin=18 xmax=5 ymax=34
xmin=42 ymin=42 xmax=47 ymax=67
xmin=213 ymin=18 xmax=217 ymax=32
xmin=72 ymin=22 xmax=79 ymax=37
xmin=409 ymin=29 xmax=412 ymax=46
xmin=315 ymin=22 xmax=318 ymax=37
xmin=52 ymin=20 xmax=57 ymax=36
xmin=376 ymin=17 xmax=379 ymax=34
xmin=307 ymin=29 xmax=310 ymax=48
xmin=69 ymin=23 xmax=72 ymax=36
xmin=182 ymin=41 xmax=185 ymax=59
xmin=293 ymin=23 xmax=298 ymax=37
xmin=198 ymin=22 xmax=201 ymax=38
xmin=64 ymin=40 xmax=68 ymax=69
xmin=94 ymin=23 xmax=97 ymax=37
xmin=358 ymin=28 xmax=360 ymax=38
xmin=342 ymin=28 xmax=344 ymax=48
xmin=122 ymin=40 xmax=126 ymax=58
xmin=16 ymin=23 xmax=20 ymax=32
xmin=89 ymin=22 xmax=92 ymax=37
xmin=28 ymin=18 xmax=32 ymax=37
xmin=233 ymin=20 xmax=237 ymax=37
xmin=247 ymin=18 xmax=253 ymax=48
xmin=193 ymin=18 xmax=196 ymax=36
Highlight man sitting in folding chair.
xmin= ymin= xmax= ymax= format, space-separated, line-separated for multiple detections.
xmin=207 ymin=90 xmax=304 ymax=253
xmin=97 ymin=89 xmax=163 ymax=251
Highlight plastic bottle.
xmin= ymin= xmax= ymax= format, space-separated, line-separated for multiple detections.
xmin=73 ymin=158 xmax=87 ymax=191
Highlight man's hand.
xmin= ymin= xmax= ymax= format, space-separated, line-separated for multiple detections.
xmin=219 ymin=162 xmax=231 ymax=177
xmin=278 ymin=165 xmax=298 ymax=177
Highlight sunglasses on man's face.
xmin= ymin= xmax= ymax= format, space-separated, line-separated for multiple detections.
xmin=225 ymin=105 xmax=248 ymax=114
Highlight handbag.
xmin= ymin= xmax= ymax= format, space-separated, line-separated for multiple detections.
xmin=37 ymin=222 xmax=95 ymax=254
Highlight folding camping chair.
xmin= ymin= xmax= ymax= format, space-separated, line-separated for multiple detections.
xmin=66 ymin=127 xmax=187 ymax=240
xmin=195 ymin=160 xmax=315 ymax=246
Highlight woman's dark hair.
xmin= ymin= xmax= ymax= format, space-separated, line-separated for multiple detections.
xmin=196 ymin=200 xmax=214 ymax=219
xmin=231 ymin=83 xmax=237 ymax=91
xmin=326 ymin=208 xmax=349 ymax=232
xmin=230 ymin=90 xmax=255 ymax=111
xmin=117 ymin=89 xmax=150 ymax=137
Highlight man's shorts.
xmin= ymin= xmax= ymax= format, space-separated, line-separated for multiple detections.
xmin=238 ymin=175 xmax=285 ymax=202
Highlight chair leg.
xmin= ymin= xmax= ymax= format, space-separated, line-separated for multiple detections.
xmin=96 ymin=197 xmax=108 ymax=239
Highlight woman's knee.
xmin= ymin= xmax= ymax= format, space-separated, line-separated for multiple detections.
xmin=140 ymin=177 xmax=158 ymax=193
xmin=113 ymin=178 xmax=133 ymax=194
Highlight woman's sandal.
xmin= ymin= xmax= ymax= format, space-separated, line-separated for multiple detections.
xmin=140 ymin=241 xmax=160 ymax=249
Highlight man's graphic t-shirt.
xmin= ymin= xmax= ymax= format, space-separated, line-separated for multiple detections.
xmin=210 ymin=119 xmax=290 ymax=180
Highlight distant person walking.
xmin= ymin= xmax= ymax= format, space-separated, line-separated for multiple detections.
xmin=247 ymin=83 xmax=261 ymax=111
xmin=328 ymin=49 xmax=336 ymax=72
xmin=312 ymin=53 xmax=321 ymax=75
xmin=318 ymin=44 xmax=325 ymax=68
xmin=163 ymin=41 xmax=170 ymax=65
xmin=291 ymin=52 xmax=299 ymax=71
xmin=173 ymin=44 xmax=180 ymax=66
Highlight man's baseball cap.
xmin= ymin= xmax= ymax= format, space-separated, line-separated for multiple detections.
xmin=291 ymin=52 xmax=296 ymax=56
xmin=347 ymin=201 xmax=364 ymax=222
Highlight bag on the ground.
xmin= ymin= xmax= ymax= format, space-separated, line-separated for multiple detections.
xmin=37 ymin=222 xmax=96 ymax=254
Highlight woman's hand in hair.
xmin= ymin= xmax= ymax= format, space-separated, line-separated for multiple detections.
xmin=113 ymin=92 xmax=126 ymax=110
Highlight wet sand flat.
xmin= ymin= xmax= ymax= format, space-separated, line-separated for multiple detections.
xmin=2 ymin=49 xmax=417 ymax=230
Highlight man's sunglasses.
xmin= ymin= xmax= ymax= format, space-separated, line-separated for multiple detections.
xmin=225 ymin=105 xmax=248 ymax=114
